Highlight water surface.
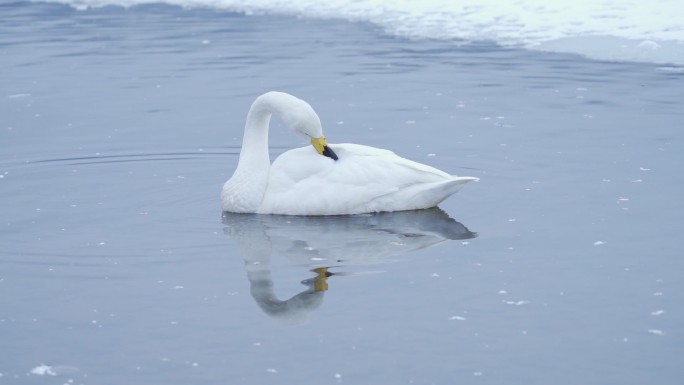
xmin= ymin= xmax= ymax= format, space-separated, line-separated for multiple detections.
xmin=1 ymin=2 xmax=683 ymax=384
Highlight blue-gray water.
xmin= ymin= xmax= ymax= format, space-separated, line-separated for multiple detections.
xmin=1 ymin=2 xmax=683 ymax=384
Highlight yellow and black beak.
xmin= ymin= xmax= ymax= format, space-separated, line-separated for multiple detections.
xmin=311 ymin=136 xmax=338 ymax=161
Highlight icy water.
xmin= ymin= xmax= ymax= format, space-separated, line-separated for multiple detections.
xmin=2 ymin=1 xmax=684 ymax=384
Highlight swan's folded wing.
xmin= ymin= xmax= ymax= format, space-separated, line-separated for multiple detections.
xmin=261 ymin=144 xmax=473 ymax=215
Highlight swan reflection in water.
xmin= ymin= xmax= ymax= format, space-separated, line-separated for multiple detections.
xmin=222 ymin=208 xmax=477 ymax=324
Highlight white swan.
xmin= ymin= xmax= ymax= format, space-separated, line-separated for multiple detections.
xmin=221 ymin=91 xmax=478 ymax=215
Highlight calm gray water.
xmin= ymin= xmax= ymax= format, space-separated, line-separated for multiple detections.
xmin=1 ymin=2 xmax=683 ymax=385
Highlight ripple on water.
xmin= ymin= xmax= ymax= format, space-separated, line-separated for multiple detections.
xmin=1 ymin=149 xmax=238 ymax=280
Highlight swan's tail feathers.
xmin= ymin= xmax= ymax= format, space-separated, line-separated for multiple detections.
xmin=456 ymin=176 xmax=479 ymax=183
xmin=415 ymin=176 xmax=478 ymax=208
xmin=361 ymin=175 xmax=478 ymax=213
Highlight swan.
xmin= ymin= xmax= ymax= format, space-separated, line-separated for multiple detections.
xmin=221 ymin=91 xmax=478 ymax=215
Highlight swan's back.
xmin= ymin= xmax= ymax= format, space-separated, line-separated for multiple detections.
xmin=260 ymin=144 xmax=477 ymax=215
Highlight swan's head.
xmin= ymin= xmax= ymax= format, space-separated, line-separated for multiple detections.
xmin=259 ymin=91 xmax=338 ymax=161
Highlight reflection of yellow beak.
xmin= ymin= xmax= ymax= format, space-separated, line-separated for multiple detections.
xmin=313 ymin=267 xmax=330 ymax=292
xmin=310 ymin=136 xmax=339 ymax=161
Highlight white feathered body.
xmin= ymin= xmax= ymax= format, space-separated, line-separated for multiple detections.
xmin=221 ymin=91 xmax=477 ymax=215
xmin=255 ymin=143 xmax=477 ymax=215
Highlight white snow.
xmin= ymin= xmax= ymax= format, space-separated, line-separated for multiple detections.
xmin=37 ymin=0 xmax=684 ymax=64
xmin=30 ymin=365 xmax=56 ymax=376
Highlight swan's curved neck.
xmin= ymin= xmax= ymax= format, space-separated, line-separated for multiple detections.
xmin=237 ymin=99 xmax=273 ymax=172
xmin=224 ymin=92 xmax=312 ymax=213
xmin=222 ymin=97 xmax=276 ymax=213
